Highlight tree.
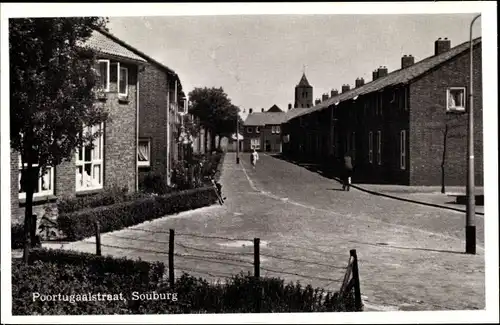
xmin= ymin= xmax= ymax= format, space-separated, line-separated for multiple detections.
xmin=10 ymin=17 xmax=109 ymax=263
xmin=188 ymin=87 xmax=239 ymax=150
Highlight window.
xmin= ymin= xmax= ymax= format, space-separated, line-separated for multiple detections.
xmin=376 ymin=130 xmax=382 ymax=165
xmin=400 ymin=130 xmax=406 ymax=170
xmin=76 ymin=124 xmax=104 ymax=191
xmin=138 ymin=139 xmax=151 ymax=167
xmin=247 ymin=127 xmax=253 ymax=133
xmin=251 ymin=138 xmax=260 ymax=150
xmin=447 ymin=87 xmax=466 ymax=112
xmin=96 ymin=59 xmax=110 ymax=92
xmin=368 ymin=131 xmax=373 ymax=163
xmin=118 ymin=65 xmax=128 ymax=96
xmin=272 ymin=125 xmax=281 ymax=134
xmin=18 ymin=157 xmax=54 ymax=199
xmin=400 ymin=87 xmax=409 ymax=111
xmin=276 ymin=125 xmax=281 ymax=134
xmin=255 ymin=126 xmax=260 ymax=134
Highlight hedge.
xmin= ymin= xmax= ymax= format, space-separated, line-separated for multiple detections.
xmin=12 ymin=249 xmax=358 ymax=315
xmin=57 ymin=186 xmax=151 ymax=215
xmin=58 ymin=186 xmax=218 ymax=241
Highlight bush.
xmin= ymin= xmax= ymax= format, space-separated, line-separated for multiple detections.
xmin=58 ymin=186 xmax=218 ymax=241
xmin=12 ymin=248 xmax=166 ymax=315
xmin=57 ymin=185 xmax=148 ymax=215
xmin=11 ymin=223 xmax=25 ymax=249
xmin=12 ymin=250 xmax=358 ymax=315
xmin=139 ymin=171 xmax=175 ymax=195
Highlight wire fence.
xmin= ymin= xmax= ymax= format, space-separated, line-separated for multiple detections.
xmin=90 ymin=222 xmax=363 ymax=310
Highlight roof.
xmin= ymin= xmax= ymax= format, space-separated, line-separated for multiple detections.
xmin=97 ymin=28 xmax=177 ymax=77
xmin=297 ymin=73 xmax=312 ymax=87
xmin=244 ymin=112 xmax=288 ymax=126
xmin=268 ymin=104 xmax=283 ymax=113
xmin=286 ymin=37 xmax=482 ymax=122
xmin=81 ymin=30 xmax=146 ymax=63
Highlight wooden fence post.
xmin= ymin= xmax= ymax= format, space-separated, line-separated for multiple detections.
xmin=95 ymin=221 xmax=101 ymax=256
xmin=169 ymin=229 xmax=175 ymax=289
xmin=254 ymin=238 xmax=261 ymax=313
xmin=350 ymin=249 xmax=362 ymax=311
xmin=254 ymin=238 xmax=260 ymax=278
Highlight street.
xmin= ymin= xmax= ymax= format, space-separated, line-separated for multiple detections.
xmin=56 ymin=152 xmax=485 ymax=312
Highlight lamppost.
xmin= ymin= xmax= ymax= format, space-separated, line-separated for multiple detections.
xmin=236 ymin=108 xmax=245 ymax=164
xmin=466 ymin=13 xmax=481 ymax=255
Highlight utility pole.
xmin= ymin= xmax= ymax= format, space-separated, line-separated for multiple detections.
xmin=466 ymin=13 xmax=480 ymax=255
xmin=236 ymin=111 xmax=240 ymax=164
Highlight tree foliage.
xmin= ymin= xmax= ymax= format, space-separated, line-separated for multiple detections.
xmin=9 ymin=17 xmax=109 ymax=262
xmin=187 ymin=87 xmax=241 ymax=148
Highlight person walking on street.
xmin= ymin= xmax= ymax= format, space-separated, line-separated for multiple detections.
xmin=251 ymin=148 xmax=259 ymax=169
xmin=342 ymin=151 xmax=354 ymax=191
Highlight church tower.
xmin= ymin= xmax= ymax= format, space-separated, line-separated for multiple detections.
xmin=294 ymin=72 xmax=313 ymax=108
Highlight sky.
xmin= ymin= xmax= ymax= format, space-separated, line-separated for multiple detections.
xmin=107 ymin=13 xmax=481 ymax=118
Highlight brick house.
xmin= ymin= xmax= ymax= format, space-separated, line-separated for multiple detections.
xmin=10 ymin=29 xmax=147 ymax=224
xmin=243 ymin=105 xmax=287 ymax=152
xmin=97 ymin=29 xmax=191 ymax=185
xmin=283 ymin=37 xmax=483 ymax=186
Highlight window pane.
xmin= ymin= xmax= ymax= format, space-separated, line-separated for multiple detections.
xmin=40 ymin=169 xmax=51 ymax=191
xmin=119 ymin=67 xmax=127 ymax=94
xmin=99 ymin=61 xmax=108 ymax=89
xmin=93 ymin=137 xmax=100 ymax=160
xmin=84 ymin=145 xmax=92 ymax=162
xmin=93 ymin=165 xmax=101 ymax=185
xmin=76 ymin=166 xmax=83 ymax=188
xmin=138 ymin=141 xmax=149 ymax=161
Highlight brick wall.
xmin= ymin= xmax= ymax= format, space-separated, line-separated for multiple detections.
xmin=260 ymin=126 xmax=282 ymax=152
xmin=409 ymin=45 xmax=483 ymax=186
xmin=138 ymin=63 xmax=168 ymax=180
xmin=10 ymin=59 xmax=139 ymax=224
xmin=103 ymin=62 xmax=138 ymax=192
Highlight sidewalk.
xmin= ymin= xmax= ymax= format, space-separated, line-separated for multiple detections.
xmin=269 ymin=154 xmax=485 ymax=215
xmin=350 ymin=184 xmax=485 ymax=215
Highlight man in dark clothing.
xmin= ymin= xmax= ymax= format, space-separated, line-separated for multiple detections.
xmin=342 ymin=152 xmax=354 ymax=191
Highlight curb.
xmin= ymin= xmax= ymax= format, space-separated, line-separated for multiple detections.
xmin=330 ymin=176 xmax=485 ymax=216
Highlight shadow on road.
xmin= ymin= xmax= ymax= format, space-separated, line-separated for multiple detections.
xmin=346 ymin=239 xmax=466 ymax=255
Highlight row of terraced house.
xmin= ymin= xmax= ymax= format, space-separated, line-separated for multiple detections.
xmin=279 ymin=37 xmax=483 ymax=186
xmin=10 ymin=28 xmax=213 ymax=224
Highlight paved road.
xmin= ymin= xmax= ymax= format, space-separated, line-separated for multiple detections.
xmin=55 ymin=152 xmax=485 ymax=312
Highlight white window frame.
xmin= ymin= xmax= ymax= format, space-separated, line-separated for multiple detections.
xmin=75 ymin=123 xmax=104 ymax=191
xmin=400 ymin=130 xmax=406 ymax=170
xmin=97 ymin=59 xmax=110 ymax=92
xmin=276 ymin=125 xmax=281 ymax=134
xmin=118 ymin=64 xmax=128 ymax=96
xmin=18 ymin=156 xmax=54 ymax=199
xmin=246 ymin=127 xmax=253 ymax=134
xmin=368 ymin=131 xmax=373 ymax=164
xmin=446 ymin=87 xmax=466 ymax=112
xmin=138 ymin=139 xmax=151 ymax=167
xmin=377 ymin=130 xmax=382 ymax=165
xmin=255 ymin=126 xmax=261 ymax=134
xmin=251 ymin=138 xmax=261 ymax=150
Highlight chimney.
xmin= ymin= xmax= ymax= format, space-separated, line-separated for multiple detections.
xmin=322 ymin=93 xmax=329 ymax=101
xmin=377 ymin=66 xmax=388 ymax=78
xmin=434 ymin=37 xmax=451 ymax=56
xmin=261 ymin=108 xmax=265 ymax=112
xmin=372 ymin=70 xmax=378 ymax=81
xmin=288 ymin=103 xmax=292 ymax=110
xmin=355 ymin=78 xmax=365 ymax=88
xmin=315 ymin=99 xmax=321 ymax=105
xmin=401 ymin=54 xmax=415 ymax=69
xmin=331 ymin=89 xmax=339 ymax=97
xmin=249 ymin=108 xmax=253 ymax=114
xmin=341 ymin=84 xmax=350 ymax=93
